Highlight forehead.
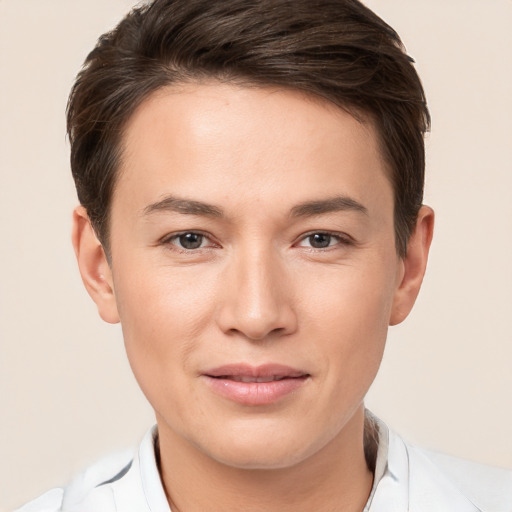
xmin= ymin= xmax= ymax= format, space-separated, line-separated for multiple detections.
xmin=114 ymin=82 xmax=392 ymax=220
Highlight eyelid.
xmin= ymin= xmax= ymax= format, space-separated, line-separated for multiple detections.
xmin=158 ymin=229 xmax=354 ymax=251
xmin=159 ymin=230 xmax=220 ymax=250
xmin=294 ymin=230 xmax=355 ymax=248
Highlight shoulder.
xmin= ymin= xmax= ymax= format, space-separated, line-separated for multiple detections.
xmin=15 ymin=426 xmax=166 ymax=512
xmin=371 ymin=414 xmax=512 ymax=512
xmin=14 ymin=488 xmax=64 ymax=512
xmin=14 ymin=449 xmax=134 ymax=512
xmin=406 ymin=440 xmax=512 ymax=511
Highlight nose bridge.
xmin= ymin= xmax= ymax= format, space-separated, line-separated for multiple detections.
xmin=217 ymin=241 xmax=296 ymax=340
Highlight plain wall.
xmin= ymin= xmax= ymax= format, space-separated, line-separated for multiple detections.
xmin=1 ymin=0 xmax=511 ymax=510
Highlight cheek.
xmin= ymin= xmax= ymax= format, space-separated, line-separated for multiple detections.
xmin=115 ymin=257 xmax=215 ymax=328
xmin=302 ymin=260 xmax=396 ymax=382
xmin=305 ymin=259 xmax=396 ymax=331
xmin=111 ymin=259 xmax=218 ymax=389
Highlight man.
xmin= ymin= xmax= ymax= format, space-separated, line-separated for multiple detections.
xmin=17 ymin=0 xmax=511 ymax=511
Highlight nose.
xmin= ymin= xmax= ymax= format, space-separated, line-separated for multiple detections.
xmin=215 ymin=247 xmax=298 ymax=341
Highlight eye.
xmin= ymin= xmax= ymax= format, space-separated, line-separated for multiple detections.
xmin=177 ymin=232 xmax=205 ymax=249
xmin=164 ymin=232 xmax=212 ymax=250
xmin=296 ymin=232 xmax=351 ymax=249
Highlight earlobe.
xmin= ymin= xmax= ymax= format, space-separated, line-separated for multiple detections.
xmin=71 ymin=206 xmax=120 ymax=324
xmin=389 ymin=206 xmax=434 ymax=326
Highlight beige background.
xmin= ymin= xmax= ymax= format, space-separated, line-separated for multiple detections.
xmin=1 ymin=0 xmax=511 ymax=510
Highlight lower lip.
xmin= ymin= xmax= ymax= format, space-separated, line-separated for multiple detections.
xmin=203 ymin=376 xmax=309 ymax=406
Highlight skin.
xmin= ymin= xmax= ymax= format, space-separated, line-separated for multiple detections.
xmin=73 ymin=83 xmax=433 ymax=511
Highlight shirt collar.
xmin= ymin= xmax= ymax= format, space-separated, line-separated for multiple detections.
xmin=365 ymin=413 xmax=482 ymax=512
xmin=138 ymin=426 xmax=171 ymax=512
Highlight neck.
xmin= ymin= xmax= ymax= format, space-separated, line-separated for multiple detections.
xmin=156 ymin=406 xmax=374 ymax=512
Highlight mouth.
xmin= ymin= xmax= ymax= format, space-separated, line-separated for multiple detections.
xmin=202 ymin=364 xmax=310 ymax=406
xmin=216 ymin=375 xmax=292 ymax=383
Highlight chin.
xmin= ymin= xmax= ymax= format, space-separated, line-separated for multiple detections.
xmin=201 ymin=424 xmax=324 ymax=471
xmin=213 ymin=446 xmax=308 ymax=471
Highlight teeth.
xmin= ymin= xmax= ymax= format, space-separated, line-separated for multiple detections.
xmin=230 ymin=376 xmax=284 ymax=383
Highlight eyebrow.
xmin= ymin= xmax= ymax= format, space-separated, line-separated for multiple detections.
xmin=290 ymin=196 xmax=368 ymax=217
xmin=142 ymin=196 xmax=224 ymax=218
xmin=142 ymin=194 xmax=368 ymax=219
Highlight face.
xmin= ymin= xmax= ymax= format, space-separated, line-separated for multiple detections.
xmin=88 ymin=83 xmax=417 ymax=469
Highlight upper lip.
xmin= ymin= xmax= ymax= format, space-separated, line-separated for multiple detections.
xmin=204 ymin=363 xmax=308 ymax=379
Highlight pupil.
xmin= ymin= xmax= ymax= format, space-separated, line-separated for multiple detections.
xmin=310 ymin=233 xmax=330 ymax=248
xmin=179 ymin=233 xmax=203 ymax=249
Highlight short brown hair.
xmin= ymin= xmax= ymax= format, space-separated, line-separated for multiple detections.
xmin=67 ymin=0 xmax=429 ymax=257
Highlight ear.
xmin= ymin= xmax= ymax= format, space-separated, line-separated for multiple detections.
xmin=390 ymin=205 xmax=434 ymax=326
xmin=71 ymin=206 xmax=120 ymax=324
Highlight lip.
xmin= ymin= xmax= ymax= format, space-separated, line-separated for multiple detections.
xmin=202 ymin=363 xmax=310 ymax=406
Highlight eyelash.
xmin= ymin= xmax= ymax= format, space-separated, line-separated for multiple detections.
xmin=295 ymin=231 xmax=354 ymax=250
xmin=160 ymin=230 xmax=354 ymax=253
xmin=160 ymin=231 xmax=219 ymax=253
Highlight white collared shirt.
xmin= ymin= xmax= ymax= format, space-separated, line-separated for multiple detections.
xmin=16 ymin=415 xmax=512 ymax=512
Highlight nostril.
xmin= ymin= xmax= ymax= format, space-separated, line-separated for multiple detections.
xmin=214 ymin=274 xmax=298 ymax=339
xmin=227 ymin=325 xmax=288 ymax=342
